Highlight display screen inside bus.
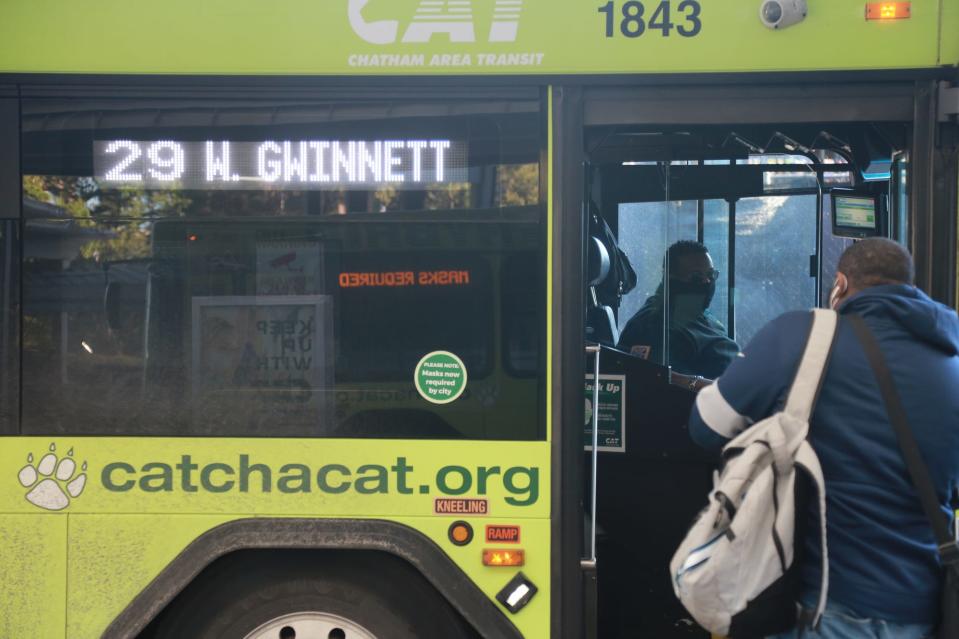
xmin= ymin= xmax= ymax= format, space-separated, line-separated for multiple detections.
xmin=831 ymin=191 xmax=880 ymax=238
xmin=835 ymin=196 xmax=876 ymax=228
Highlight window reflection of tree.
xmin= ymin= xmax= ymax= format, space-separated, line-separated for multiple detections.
xmin=496 ymin=164 xmax=539 ymax=206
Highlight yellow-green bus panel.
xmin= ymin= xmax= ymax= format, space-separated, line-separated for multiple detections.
xmin=1 ymin=438 xmax=550 ymax=638
xmin=66 ymin=514 xmax=236 ymax=639
xmin=944 ymin=0 xmax=959 ymax=65
xmin=0 ymin=0 xmax=953 ymax=76
xmin=0 ymin=514 xmax=68 ymax=639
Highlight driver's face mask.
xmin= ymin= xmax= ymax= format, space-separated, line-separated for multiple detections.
xmin=668 ymin=278 xmax=716 ymax=327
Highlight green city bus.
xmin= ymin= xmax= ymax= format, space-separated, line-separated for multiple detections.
xmin=0 ymin=1 xmax=957 ymax=637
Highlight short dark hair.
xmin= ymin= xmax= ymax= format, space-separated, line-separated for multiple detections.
xmin=664 ymin=240 xmax=709 ymax=271
xmin=837 ymin=238 xmax=914 ymax=288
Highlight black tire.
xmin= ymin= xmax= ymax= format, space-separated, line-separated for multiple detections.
xmin=143 ymin=551 xmax=477 ymax=639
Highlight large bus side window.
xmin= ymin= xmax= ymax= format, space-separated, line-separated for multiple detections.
xmin=19 ymin=95 xmax=546 ymax=440
xmin=502 ymin=251 xmax=544 ymax=377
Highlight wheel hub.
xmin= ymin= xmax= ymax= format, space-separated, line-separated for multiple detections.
xmin=243 ymin=612 xmax=377 ymax=639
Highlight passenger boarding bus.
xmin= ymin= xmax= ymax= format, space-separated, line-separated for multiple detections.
xmin=0 ymin=1 xmax=957 ymax=637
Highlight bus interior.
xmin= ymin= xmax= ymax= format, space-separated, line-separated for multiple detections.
xmin=583 ymin=119 xmax=908 ymax=638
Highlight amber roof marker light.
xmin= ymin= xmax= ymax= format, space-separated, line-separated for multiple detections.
xmin=865 ymin=2 xmax=911 ymax=20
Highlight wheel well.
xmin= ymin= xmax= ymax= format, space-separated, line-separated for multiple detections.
xmin=102 ymin=518 xmax=520 ymax=639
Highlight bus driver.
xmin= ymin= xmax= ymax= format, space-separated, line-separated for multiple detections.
xmin=618 ymin=240 xmax=739 ymax=383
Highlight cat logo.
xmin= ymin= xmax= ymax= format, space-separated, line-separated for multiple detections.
xmin=349 ymin=0 xmax=523 ymax=45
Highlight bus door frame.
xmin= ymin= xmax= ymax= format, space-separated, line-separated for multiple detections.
xmin=913 ymin=79 xmax=959 ymax=306
xmin=556 ymin=74 xmax=958 ymax=639
xmin=551 ymin=84 xmax=589 ymax=639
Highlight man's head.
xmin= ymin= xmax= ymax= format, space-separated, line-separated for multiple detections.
xmin=665 ymin=240 xmax=717 ymax=284
xmin=830 ymin=238 xmax=914 ymax=309
xmin=663 ymin=241 xmax=719 ymax=324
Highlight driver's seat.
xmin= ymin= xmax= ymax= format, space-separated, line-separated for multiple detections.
xmin=586 ymin=236 xmax=620 ymax=345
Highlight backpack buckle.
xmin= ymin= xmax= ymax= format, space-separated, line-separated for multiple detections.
xmin=939 ymin=541 xmax=959 ymax=566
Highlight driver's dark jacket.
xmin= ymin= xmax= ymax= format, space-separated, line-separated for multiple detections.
xmin=617 ymin=293 xmax=739 ymax=379
xmin=689 ymin=285 xmax=959 ymax=625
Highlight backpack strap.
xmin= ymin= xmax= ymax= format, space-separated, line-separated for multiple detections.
xmin=785 ymin=309 xmax=838 ymax=628
xmin=847 ymin=314 xmax=958 ymax=567
xmin=795 ymin=440 xmax=829 ymax=628
xmin=783 ymin=309 xmax=839 ymax=422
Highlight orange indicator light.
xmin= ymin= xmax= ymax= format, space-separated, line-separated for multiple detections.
xmin=483 ymin=549 xmax=525 ymax=567
xmin=448 ymin=521 xmax=473 ymax=546
xmin=865 ymin=2 xmax=911 ymax=20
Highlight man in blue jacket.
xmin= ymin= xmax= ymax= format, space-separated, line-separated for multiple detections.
xmin=689 ymin=238 xmax=958 ymax=638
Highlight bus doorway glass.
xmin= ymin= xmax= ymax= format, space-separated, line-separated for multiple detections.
xmin=583 ymin=123 xmax=906 ymax=638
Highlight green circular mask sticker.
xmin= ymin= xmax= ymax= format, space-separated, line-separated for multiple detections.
xmin=415 ymin=351 xmax=468 ymax=404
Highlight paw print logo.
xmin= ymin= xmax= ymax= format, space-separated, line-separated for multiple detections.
xmin=475 ymin=384 xmax=500 ymax=408
xmin=18 ymin=443 xmax=87 ymax=511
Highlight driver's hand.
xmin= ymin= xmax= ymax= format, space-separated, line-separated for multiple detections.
xmin=669 ymin=372 xmax=712 ymax=393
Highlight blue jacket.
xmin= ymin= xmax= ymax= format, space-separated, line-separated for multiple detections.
xmin=689 ymin=284 xmax=959 ymax=624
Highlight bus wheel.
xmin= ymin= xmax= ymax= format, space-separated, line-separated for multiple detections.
xmin=145 ymin=551 xmax=476 ymax=639
xmin=243 ymin=611 xmax=375 ymax=639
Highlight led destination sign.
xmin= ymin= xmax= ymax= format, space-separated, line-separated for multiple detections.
xmin=93 ymin=139 xmax=468 ymax=190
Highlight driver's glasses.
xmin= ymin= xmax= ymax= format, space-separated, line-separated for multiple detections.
xmin=674 ymin=269 xmax=720 ymax=284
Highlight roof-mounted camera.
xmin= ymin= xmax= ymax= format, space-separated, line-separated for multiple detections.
xmin=760 ymin=0 xmax=807 ymax=29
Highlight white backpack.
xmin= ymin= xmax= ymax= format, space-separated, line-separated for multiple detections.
xmin=670 ymin=309 xmax=836 ymax=637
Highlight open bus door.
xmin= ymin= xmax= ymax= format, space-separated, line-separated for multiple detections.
xmin=570 ymin=82 xmax=951 ymax=637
